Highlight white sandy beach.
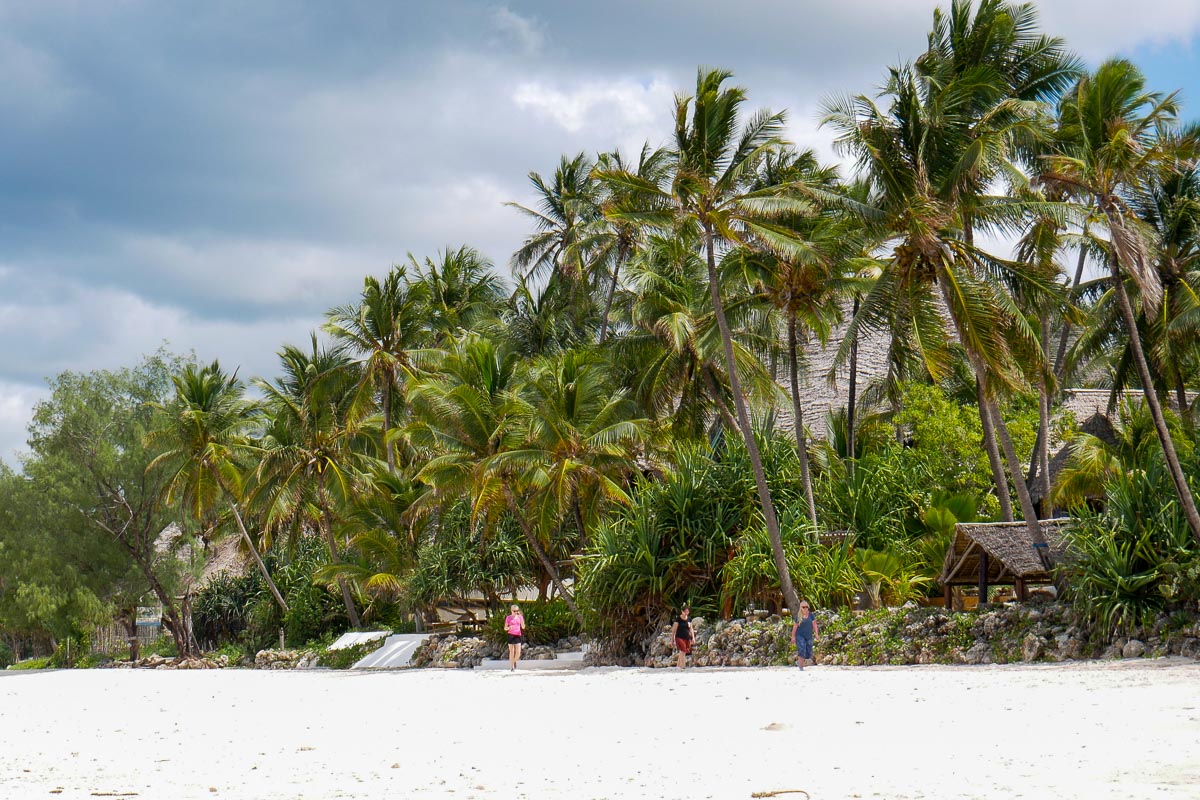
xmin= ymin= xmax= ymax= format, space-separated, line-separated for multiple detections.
xmin=2 ymin=659 xmax=1198 ymax=800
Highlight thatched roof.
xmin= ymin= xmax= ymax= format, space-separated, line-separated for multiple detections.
xmin=939 ymin=519 xmax=1071 ymax=587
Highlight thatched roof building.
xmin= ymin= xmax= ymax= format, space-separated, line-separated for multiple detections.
xmin=939 ymin=519 xmax=1071 ymax=602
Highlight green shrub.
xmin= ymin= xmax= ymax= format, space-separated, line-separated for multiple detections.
xmin=48 ymin=634 xmax=91 ymax=668
xmin=8 ymin=656 xmax=51 ymax=670
xmin=319 ymin=633 xmax=390 ymax=669
xmin=143 ymin=635 xmax=178 ymax=658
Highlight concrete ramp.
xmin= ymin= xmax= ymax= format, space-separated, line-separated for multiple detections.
xmin=352 ymin=634 xmax=431 ymax=669
xmin=477 ymin=651 xmax=586 ymax=671
xmin=329 ymin=631 xmax=391 ymax=651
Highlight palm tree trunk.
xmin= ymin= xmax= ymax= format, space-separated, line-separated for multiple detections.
xmin=1030 ymin=229 xmax=1091 ymax=488
xmin=847 ymin=296 xmax=860 ymax=466
xmin=1037 ymin=316 xmax=1052 ymax=517
xmin=702 ymin=368 xmax=740 ymax=434
xmin=703 ymin=223 xmax=800 ymax=613
xmin=503 ymin=488 xmax=583 ymax=624
xmin=316 ymin=475 xmax=362 ymax=627
xmin=977 ymin=378 xmax=1014 ymax=521
xmin=1108 ymin=252 xmax=1200 ymax=545
xmin=598 ymin=241 xmax=628 ymax=344
xmin=221 ymin=488 xmax=289 ymax=615
xmin=787 ymin=315 xmax=818 ymax=526
xmin=382 ymin=376 xmax=394 ymax=471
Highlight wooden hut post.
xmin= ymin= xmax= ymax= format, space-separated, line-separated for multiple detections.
xmin=943 ymin=583 xmax=953 ymax=610
xmin=1015 ymin=577 xmax=1027 ymax=602
xmin=977 ymin=552 xmax=990 ymax=607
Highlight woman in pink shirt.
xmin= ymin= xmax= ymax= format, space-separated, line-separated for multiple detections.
xmin=504 ymin=604 xmax=526 ymax=671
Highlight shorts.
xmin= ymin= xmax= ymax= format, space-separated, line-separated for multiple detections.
xmin=794 ymin=635 xmax=813 ymax=659
xmin=675 ymin=637 xmax=692 ymax=655
xmin=507 ymin=634 xmax=524 ymax=645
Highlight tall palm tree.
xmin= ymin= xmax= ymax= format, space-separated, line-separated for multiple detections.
xmin=741 ymin=147 xmax=862 ymax=525
xmin=411 ymin=246 xmax=507 ymax=344
xmin=254 ymin=336 xmax=367 ymax=626
xmin=145 ymin=361 xmax=288 ymax=614
xmin=406 ymin=333 xmax=583 ymax=620
xmin=508 ymin=152 xmax=603 ymax=321
xmin=592 ymin=144 xmax=671 ymax=342
xmin=823 ymin=58 xmax=1062 ymax=551
xmin=601 ymin=68 xmax=815 ymax=612
xmin=616 ymin=231 xmax=778 ymax=440
xmin=1042 ymin=59 xmax=1200 ymax=544
xmin=324 ymin=265 xmax=429 ymax=470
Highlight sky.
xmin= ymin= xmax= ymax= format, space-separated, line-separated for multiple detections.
xmin=1 ymin=0 xmax=1198 ymax=466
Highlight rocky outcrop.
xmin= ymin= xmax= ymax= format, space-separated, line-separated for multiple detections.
xmin=253 ymin=649 xmax=320 ymax=670
xmin=110 ymin=654 xmax=235 ymax=670
xmin=627 ymin=604 xmax=1200 ymax=668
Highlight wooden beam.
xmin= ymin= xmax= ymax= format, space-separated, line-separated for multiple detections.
xmin=942 ymin=541 xmax=977 ymax=585
xmin=1016 ymin=578 xmax=1028 ymax=602
xmin=978 ymin=551 xmax=990 ymax=607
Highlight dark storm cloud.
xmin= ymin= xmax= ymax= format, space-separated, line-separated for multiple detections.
xmin=0 ymin=0 xmax=1196 ymax=463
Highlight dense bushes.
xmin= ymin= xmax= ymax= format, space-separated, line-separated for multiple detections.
xmin=1058 ymin=413 xmax=1200 ymax=635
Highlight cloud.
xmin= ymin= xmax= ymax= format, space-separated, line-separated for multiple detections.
xmin=0 ymin=0 xmax=1196 ymax=469
xmin=492 ymin=6 xmax=544 ymax=55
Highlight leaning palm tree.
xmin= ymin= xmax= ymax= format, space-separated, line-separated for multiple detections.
xmin=253 ymin=336 xmax=367 ymax=626
xmin=145 ymin=361 xmax=288 ymax=614
xmin=600 ymin=67 xmax=814 ymax=612
xmin=1041 ymin=59 xmax=1200 ymax=543
xmin=823 ymin=59 xmax=1063 ymax=551
xmin=324 ymin=265 xmax=429 ymax=470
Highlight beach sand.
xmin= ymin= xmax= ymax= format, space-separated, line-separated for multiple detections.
xmin=2 ymin=659 xmax=1198 ymax=799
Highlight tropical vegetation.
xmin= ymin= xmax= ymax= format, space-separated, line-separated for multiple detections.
xmin=3 ymin=0 xmax=1199 ymax=665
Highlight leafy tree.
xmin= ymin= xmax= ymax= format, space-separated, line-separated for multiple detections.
xmin=145 ymin=361 xmax=289 ymax=615
xmin=23 ymin=353 xmax=201 ymax=657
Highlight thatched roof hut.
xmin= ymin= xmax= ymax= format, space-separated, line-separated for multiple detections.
xmin=939 ymin=519 xmax=1071 ymax=602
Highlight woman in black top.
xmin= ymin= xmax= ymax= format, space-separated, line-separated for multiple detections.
xmin=670 ymin=605 xmax=693 ymax=669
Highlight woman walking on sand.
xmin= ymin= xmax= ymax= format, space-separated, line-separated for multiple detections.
xmin=792 ymin=601 xmax=818 ymax=670
xmin=505 ymin=604 xmax=526 ymax=671
xmin=670 ymin=605 xmax=694 ymax=669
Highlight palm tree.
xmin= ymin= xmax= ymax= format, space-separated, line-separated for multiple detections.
xmin=616 ymin=231 xmax=778 ymax=440
xmin=741 ymin=147 xmax=862 ymax=525
xmin=506 ymin=349 xmax=649 ymax=552
xmin=1042 ymin=59 xmax=1200 ymax=544
xmin=254 ymin=336 xmax=367 ymax=626
xmin=823 ymin=21 xmax=1073 ymax=551
xmin=405 ymin=333 xmax=584 ymax=620
xmin=592 ymin=144 xmax=671 ymax=342
xmin=411 ymin=246 xmax=507 ymax=344
xmin=324 ymin=265 xmax=429 ymax=470
xmin=508 ymin=152 xmax=603 ymax=321
xmin=601 ymin=67 xmax=815 ymax=612
xmin=145 ymin=361 xmax=289 ymax=615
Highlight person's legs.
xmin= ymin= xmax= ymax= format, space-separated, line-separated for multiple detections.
xmin=508 ymin=642 xmax=516 ymax=669
xmin=514 ymin=641 xmax=521 ymax=668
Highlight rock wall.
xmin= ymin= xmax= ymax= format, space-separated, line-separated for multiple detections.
xmin=631 ymin=604 xmax=1200 ymax=668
